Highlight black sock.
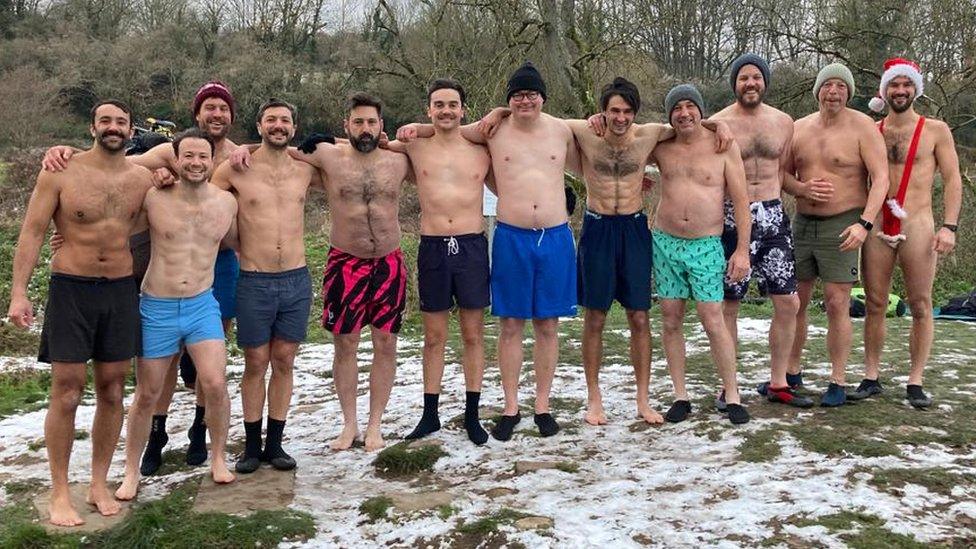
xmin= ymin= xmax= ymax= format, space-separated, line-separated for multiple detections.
xmin=244 ymin=419 xmax=263 ymax=458
xmin=490 ymin=411 xmax=521 ymax=441
xmin=192 ymin=405 xmax=206 ymax=429
xmin=534 ymin=413 xmax=560 ymax=437
xmin=264 ymin=417 xmax=288 ymax=457
xmin=464 ymin=392 xmax=488 ymax=445
xmin=405 ymin=393 xmax=441 ymax=439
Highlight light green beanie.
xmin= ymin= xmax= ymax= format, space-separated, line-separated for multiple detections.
xmin=813 ymin=63 xmax=855 ymax=103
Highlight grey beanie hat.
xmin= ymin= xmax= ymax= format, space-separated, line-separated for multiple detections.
xmin=664 ymin=84 xmax=705 ymax=120
xmin=729 ymin=53 xmax=770 ymax=91
xmin=813 ymin=63 xmax=856 ymax=102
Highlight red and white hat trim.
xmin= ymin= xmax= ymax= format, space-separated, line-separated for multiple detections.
xmin=869 ymin=58 xmax=924 ymax=112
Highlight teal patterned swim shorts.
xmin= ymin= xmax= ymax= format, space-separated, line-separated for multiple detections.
xmin=652 ymin=229 xmax=725 ymax=302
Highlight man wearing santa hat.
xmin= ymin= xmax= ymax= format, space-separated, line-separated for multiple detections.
xmin=854 ymin=58 xmax=962 ymax=408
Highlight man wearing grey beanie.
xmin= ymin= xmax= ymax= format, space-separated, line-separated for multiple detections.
xmin=475 ymin=78 xmax=733 ymax=428
xmin=785 ymin=62 xmax=890 ymax=407
xmin=710 ymin=54 xmax=815 ymax=410
xmin=651 ymin=83 xmax=753 ymax=425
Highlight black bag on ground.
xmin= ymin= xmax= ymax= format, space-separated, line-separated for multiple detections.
xmin=937 ymin=290 xmax=976 ymax=319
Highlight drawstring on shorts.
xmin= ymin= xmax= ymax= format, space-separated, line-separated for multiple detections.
xmin=445 ymin=236 xmax=459 ymax=255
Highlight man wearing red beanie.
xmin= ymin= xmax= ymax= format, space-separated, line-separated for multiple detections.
xmin=40 ymin=79 xmax=244 ymax=474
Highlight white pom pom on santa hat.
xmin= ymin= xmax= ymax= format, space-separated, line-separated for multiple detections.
xmin=878 ymin=57 xmax=924 ymax=105
xmin=868 ymin=96 xmax=887 ymax=113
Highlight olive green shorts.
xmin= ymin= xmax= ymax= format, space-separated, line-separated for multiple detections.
xmin=792 ymin=208 xmax=862 ymax=283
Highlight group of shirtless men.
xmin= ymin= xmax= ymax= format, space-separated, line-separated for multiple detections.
xmin=7 ymin=54 xmax=962 ymax=526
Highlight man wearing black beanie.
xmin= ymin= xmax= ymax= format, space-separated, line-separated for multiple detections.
xmin=710 ymin=54 xmax=815 ymax=410
xmin=471 ymin=76 xmax=733 ymax=427
xmin=399 ymin=61 xmax=581 ymax=439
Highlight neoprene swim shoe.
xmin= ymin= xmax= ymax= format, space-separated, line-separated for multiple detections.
xmin=820 ymin=382 xmax=847 ymax=407
xmin=847 ymin=378 xmax=883 ymax=401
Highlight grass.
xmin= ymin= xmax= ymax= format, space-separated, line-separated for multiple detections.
xmin=0 ymin=321 xmax=40 ymax=357
xmin=736 ymin=428 xmax=782 ymax=462
xmin=0 ymin=223 xmax=53 ymax=323
xmin=0 ymin=482 xmax=315 ymax=548
xmin=91 ymin=484 xmax=316 ymax=548
xmin=555 ymin=461 xmax=580 ymax=473
xmin=437 ymin=505 xmax=457 ymax=520
xmin=3 ymin=478 xmax=44 ymax=497
xmin=865 ymin=467 xmax=975 ymax=496
xmin=456 ymin=508 xmax=532 ymax=535
xmin=795 ymin=511 xmax=927 ymax=549
xmin=359 ymin=496 xmax=394 ymax=522
xmin=372 ymin=441 xmax=447 ymax=477
xmin=0 ymin=366 xmax=50 ymax=418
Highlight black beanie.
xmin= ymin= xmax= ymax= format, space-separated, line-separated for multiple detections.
xmin=506 ymin=61 xmax=547 ymax=102
xmin=729 ymin=53 xmax=770 ymax=92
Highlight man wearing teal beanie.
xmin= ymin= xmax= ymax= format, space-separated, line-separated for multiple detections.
xmin=785 ymin=61 xmax=890 ymax=408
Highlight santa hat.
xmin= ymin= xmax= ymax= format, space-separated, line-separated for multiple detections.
xmin=868 ymin=58 xmax=924 ymax=113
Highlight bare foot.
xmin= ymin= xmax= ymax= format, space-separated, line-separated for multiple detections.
xmin=329 ymin=426 xmax=360 ymax=451
xmin=584 ymin=400 xmax=608 ymax=425
xmin=49 ymin=491 xmax=85 ymax=527
xmin=364 ymin=428 xmax=385 ymax=452
xmin=114 ymin=473 xmax=139 ymax=501
xmin=211 ymin=463 xmax=235 ymax=484
xmin=86 ymin=484 xmax=121 ymax=516
xmin=638 ymin=405 xmax=664 ymax=425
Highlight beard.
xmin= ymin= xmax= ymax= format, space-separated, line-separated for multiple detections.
xmin=888 ymin=94 xmax=914 ymax=113
xmin=202 ymin=118 xmax=230 ymax=139
xmin=736 ymin=88 xmax=765 ymax=107
xmin=352 ymin=133 xmax=379 ymax=153
xmin=264 ymin=131 xmax=291 ymax=149
xmin=97 ymin=130 xmax=127 ymax=152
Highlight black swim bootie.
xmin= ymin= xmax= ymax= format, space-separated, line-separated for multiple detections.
xmin=906 ymin=385 xmax=932 ymax=409
xmin=186 ymin=423 xmax=208 ymax=466
xmin=261 ymin=448 xmax=297 ymax=471
xmin=236 ymin=419 xmax=263 ymax=474
xmin=847 ymin=378 xmax=883 ymax=401
xmin=726 ymin=403 xmax=750 ymax=425
xmin=260 ymin=417 xmax=296 ymax=470
xmin=534 ymin=413 xmax=560 ymax=437
xmin=464 ymin=391 xmax=489 ymax=445
xmin=235 ymin=454 xmax=261 ymax=474
xmin=140 ymin=415 xmax=169 ymax=476
xmin=664 ymin=400 xmax=692 ymax=423
xmin=491 ymin=412 xmax=521 ymax=441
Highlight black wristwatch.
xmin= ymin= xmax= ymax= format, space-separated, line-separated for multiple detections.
xmin=943 ymin=223 xmax=958 ymax=233
xmin=857 ymin=218 xmax=874 ymax=231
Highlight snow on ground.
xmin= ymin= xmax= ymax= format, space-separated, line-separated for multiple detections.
xmin=1 ymin=317 xmax=975 ymax=547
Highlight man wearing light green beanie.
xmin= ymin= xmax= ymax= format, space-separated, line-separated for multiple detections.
xmin=813 ymin=63 xmax=855 ymax=102
xmin=784 ymin=61 xmax=891 ymax=408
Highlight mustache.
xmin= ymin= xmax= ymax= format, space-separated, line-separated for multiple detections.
xmin=100 ymin=130 xmax=126 ymax=139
